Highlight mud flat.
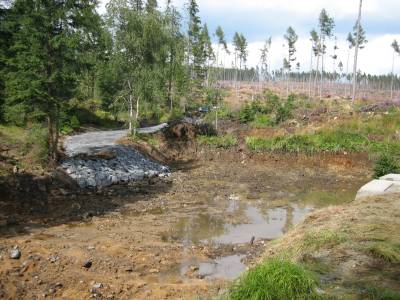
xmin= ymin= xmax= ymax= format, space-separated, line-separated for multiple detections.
xmin=0 ymin=154 xmax=370 ymax=299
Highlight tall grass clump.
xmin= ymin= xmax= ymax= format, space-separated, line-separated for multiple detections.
xmin=229 ymin=258 xmax=319 ymax=300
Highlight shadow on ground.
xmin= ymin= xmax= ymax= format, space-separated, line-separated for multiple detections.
xmin=0 ymin=161 xmax=197 ymax=238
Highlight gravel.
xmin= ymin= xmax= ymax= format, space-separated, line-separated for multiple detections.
xmin=61 ymin=129 xmax=170 ymax=189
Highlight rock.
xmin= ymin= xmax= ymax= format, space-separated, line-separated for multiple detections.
xmin=92 ymin=282 xmax=103 ymax=289
xmin=10 ymin=248 xmax=21 ymax=259
xmin=82 ymin=260 xmax=92 ymax=269
xmin=49 ymin=256 xmax=59 ymax=263
xmin=149 ymin=268 xmax=159 ymax=274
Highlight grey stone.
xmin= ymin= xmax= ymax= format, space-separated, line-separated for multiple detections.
xmin=10 ymin=248 xmax=21 ymax=259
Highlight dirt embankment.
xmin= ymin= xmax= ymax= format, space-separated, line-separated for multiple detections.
xmin=261 ymin=193 xmax=400 ymax=298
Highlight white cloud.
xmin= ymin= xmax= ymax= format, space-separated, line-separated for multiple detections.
xmin=98 ymin=0 xmax=400 ymax=75
xmin=214 ymin=34 xmax=400 ymax=75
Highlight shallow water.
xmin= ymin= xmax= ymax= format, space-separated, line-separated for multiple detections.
xmin=164 ymin=178 xmax=360 ymax=280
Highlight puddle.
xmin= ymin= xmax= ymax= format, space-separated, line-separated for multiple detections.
xmin=163 ymin=182 xmax=360 ymax=282
xmin=180 ymin=255 xmax=246 ymax=280
xmin=167 ymin=201 xmax=313 ymax=245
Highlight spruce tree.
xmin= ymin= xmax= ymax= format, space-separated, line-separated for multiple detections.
xmin=4 ymin=0 xmax=101 ymax=162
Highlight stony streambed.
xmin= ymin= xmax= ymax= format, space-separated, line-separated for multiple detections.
xmin=61 ymin=129 xmax=170 ymax=188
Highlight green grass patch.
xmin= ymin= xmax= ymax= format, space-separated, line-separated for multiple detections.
xmin=229 ymin=258 xmax=319 ymax=300
xmin=198 ymin=134 xmax=237 ymax=149
xmin=246 ymin=130 xmax=369 ymax=154
xmin=250 ymin=114 xmax=273 ymax=128
xmin=367 ymin=243 xmax=400 ymax=263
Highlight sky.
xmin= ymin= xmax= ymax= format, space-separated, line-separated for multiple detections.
xmin=98 ymin=0 xmax=400 ymax=75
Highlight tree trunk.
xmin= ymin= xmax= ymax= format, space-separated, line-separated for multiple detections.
xmin=352 ymin=0 xmax=363 ymax=102
xmin=129 ymin=93 xmax=133 ymax=134
xmin=391 ymin=49 xmax=395 ymax=101
xmin=308 ymin=47 xmax=313 ymax=101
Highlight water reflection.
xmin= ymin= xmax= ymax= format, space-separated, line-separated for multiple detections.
xmin=171 ymin=196 xmax=313 ymax=245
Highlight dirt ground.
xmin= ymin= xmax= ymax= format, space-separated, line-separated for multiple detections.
xmin=0 ymin=150 xmax=370 ymax=300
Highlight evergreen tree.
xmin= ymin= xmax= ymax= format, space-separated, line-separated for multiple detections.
xmin=4 ymin=0 xmax=101 ymax=162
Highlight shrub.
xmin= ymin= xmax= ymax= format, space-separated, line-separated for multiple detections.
xmin=274 ymin=94 xmax=296 ymax=124
xmin=373 ymin=154 xmax=400 ymax=178
xmin=229 ymin=258 xmax=318 ymax=300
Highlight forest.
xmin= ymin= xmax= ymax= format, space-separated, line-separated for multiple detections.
xmin=1 ymin=0 xmax=399 ymax=164
xmin=1 ymin=1 xmax=400 ymax=299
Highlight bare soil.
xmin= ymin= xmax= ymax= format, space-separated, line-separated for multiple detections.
xmin=0 ymin=150 xmax=370 ymax=299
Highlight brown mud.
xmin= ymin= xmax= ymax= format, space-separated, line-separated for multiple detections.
xmin=0 ymin=148 xmax=371 ymax=299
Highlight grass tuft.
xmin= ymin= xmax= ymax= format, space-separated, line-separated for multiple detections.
xmin=367 ymin=243 xmax=400 ymax=263
xmin=229 ymin=258 xmax=319 ymax=300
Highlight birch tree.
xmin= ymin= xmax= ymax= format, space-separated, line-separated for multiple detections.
xmin=391 ymin=40 xmax=400 ymax=100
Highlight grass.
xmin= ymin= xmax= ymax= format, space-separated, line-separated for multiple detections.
xmin=367 ymin=243 xmax=400 ymax=263
xmin=198 ymin=134 xmax=237 ymax=149
xmin=299 ymin=229 xmax=346 ymax=252
xmin=0 ymin=124 xmax=48 ymax=173
xmin=245 ymin=130 xmax=370 ymax=154
xmin=240 ymin=193 xmax=400 ymax=299
xmin=229 ymin=258 xmax=319 ymax=300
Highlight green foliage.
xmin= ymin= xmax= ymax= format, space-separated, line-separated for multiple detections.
xmin=274 ymin=94 xmax=296 ymax=124
xmin=198 ymin=134 xmax=237 ymax=149
xmin=251 ymin=114 xmax=273 ymax=128
xmin=3 ymin=102 xmax=27 ymax=126
xmin=373 ymin=154 xmax=400 ymax=178
xmin=229 ymin=258 xmax=318 ymax=300
xmin=23 ymin=124 xmax=48 ymax=166
xmin=246 ymin=130 xmax=369 ymax=154
xmin=239 ymin=100 xmax=269 ymax=123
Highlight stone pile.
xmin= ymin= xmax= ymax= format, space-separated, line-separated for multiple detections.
xmin=61 ymin=145 xmax=170 ymax=188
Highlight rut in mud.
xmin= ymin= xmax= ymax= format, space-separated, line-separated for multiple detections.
xmin=0 ymin=150 xmax=370 ymax=299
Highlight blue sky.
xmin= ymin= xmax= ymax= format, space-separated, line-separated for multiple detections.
xmin=99 ymin=0 xmax=400 ymax=75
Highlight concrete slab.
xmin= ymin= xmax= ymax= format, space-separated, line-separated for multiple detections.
xmin=380 ymin=174 xmax=400 ymax=182
xmin=356 ymin=179 xmax=394 ymax=200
